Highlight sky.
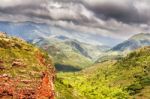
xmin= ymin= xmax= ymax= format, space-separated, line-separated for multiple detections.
xmin=0 ymin=0 xmax=150 ymax=46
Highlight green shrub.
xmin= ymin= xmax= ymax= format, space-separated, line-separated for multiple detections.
xmin=127 ymin=83 xmax=143 ymax=95
xmin=141 ymin=77 xmax=150 ymax=86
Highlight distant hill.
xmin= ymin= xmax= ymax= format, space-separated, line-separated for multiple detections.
xmin=0 ymin=32 xmax=55 ymax=98
xmin=64 ymin=39 xmax=110 ymax=60
xmin=30 ymin=35 xmax=109 ymax=71
xmin=96 ymin=33 xmax=150 ymax=63
xmin=112 ymin=33 xmax=150 ymax=52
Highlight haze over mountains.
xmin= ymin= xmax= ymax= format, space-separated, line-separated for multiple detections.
xmin=0 ymin=21 xmax=113 ymax=70
xmin=0 ymin=21 xmax=121 ymax=47
xmin=96 ymin=33 xmax=150 ymax=63
xmin=1 ymin=21 xmax=150 ymax=70
xmin=1 ymin=21 xmax=150 ymax=54
xmin=112 ymin=33 xmax=150 ymax=52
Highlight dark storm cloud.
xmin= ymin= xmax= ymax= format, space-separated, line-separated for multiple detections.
xmin=84 ymin=0 xmax=150 ymax=24
xmin=0 ymin=0 xmax=52 ymax=20
xmin=0 ymin=0 xmax=150 ymax=25
xmin=0 ymin=0 xmax=95 ymax=24
xmin=88 ymin=3 xmax=138 ymax=23
xmin=0 ymin=0 xmax=150 ymax=41
xmin=0 ymin=6 xmax=52 ymax=20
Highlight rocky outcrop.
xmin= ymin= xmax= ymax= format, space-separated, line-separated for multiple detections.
xmin=36 ymin=72 xmax=55 ymax=99
xmin=12 ymin=59 xmax=26 ymax=67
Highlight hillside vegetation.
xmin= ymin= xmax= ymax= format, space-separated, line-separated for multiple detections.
xmin=55 ymin=46 xmax=150 ymax=99
xmin=32 ymin=37 xmax=96 ymax=71
xmin=0 ymin=32 xmax=55 ymax=98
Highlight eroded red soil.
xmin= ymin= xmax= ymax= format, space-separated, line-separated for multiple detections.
xmin=0 ymin=71 xmax=55 ymax=99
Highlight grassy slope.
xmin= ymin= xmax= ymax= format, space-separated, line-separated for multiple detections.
xmin=0 ymin=35 xmax=53 ymax=79
xmin=55 ymin=47 xmax=150 ymax=99
xmin=0 ymin=34 xmax=54 ymax=98
xmin=36 ymin=39 xmax=93 ymax=70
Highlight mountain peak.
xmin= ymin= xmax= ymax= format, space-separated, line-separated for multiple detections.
xmin=112 ymin=33 xmax=150 ymax=52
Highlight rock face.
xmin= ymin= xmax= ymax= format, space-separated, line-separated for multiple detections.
xmin=12 ymin=59 xmax=26 ymax=67
xmin=0 ymin=33 xmax=55 ymax=99
xmin=36 ymin=72 xmax=55 ymax=99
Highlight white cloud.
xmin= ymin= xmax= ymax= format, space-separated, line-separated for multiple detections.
xmin=0 ymin=0 xmax=44 ymax=7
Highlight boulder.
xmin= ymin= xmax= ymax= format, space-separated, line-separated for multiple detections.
xmin=12 ymin=59 xmax=26 ymax=67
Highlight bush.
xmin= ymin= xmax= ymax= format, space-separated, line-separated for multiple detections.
xmin=141 ymin=77 xmax=150 ymax=86
xmin=127 ymin=83 xmax=143 ymax=95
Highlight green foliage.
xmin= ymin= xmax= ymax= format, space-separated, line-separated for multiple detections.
xmin=55 ymin=71 xmax=129 ymax=99
xmin=140 ymin=77 xmax=150 ymax=86
xmin=34 ymin=38 xmax=94 ymax=71
xmin=55 ymin=47 xmax=150 ymax=99
xmin=0 ymin=35 xmax=53 ymax=80
xmin=127 ymin=83 xmax=143 ymax=95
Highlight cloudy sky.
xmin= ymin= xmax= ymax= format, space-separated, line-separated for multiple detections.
xmin=0 ymin=0 xmax=150 ymax=46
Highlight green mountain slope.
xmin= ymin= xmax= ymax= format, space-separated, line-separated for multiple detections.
xmin=112 ymin=33 xmax=150 ymax=52
xmin=97 ymin=33 xmax=150 ymax=63
xmin=0 ymin=32 xmax=55 ymax=98
xmin=65 ymin=40 xmax=110 ymax=60
xmin=55 ymin=46 xmax=150 ymax=99
xmin=31 ymin=36 xmax=109 ymax=71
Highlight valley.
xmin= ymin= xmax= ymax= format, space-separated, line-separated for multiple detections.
xmin=55 ymin=47 xmax=150 ymax=99
xmin=0 ymin=29 xmax=150 ymax=98
xmin=53 ymin=33 xmax=150 ymax=99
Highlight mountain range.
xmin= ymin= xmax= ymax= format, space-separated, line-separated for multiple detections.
xmin=1 ymin=21 xmax=150 ymax=71
xmin=0 ymin=21 xmax=111 ymax=70
xmin=30 ymin=35 xmax=109 ymax=71
xmin=0 ymin=22 xmax=150 ymax=98
xmin=96 ymin=33 xmax=150 ymax=63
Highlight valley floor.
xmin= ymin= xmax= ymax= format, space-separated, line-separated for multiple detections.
xmin=54 ymin=47 xmax=150 ymax=99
